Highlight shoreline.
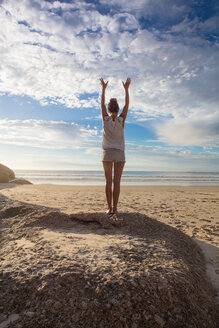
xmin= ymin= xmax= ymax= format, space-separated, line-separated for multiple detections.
xmin=12 ymin=169 xmax=219 ymax=187
xmin=1 ymin=183 xmax=219 ymax=189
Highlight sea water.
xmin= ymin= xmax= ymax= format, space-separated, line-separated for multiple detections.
xmin=14 ymin=170 xmax=219 ymax=186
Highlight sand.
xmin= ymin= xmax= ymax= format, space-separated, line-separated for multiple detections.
xmin=0 ymin=184 xmax=218 ymax=327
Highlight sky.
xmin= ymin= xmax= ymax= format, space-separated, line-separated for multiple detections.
xmin=0 ymin=0 xmax=218 ymax=171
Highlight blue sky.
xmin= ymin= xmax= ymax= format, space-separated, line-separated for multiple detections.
xmin=0 ymin=0 xmax=218 ymax=171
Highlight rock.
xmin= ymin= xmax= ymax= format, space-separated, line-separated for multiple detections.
xmin=81 ymin=301 xmax=88 ymax=310
xmin=131 ymin=323 xmax=138 ymax=328
xmin=0 ymin=163 xmax=32 ymax=184
xmin=24 ymin=311 xmax=35 ymax=317
xmin=53 ymin=301 xmax=62 ymax=309
xmin=9 ymin=178 xmax=32 ymax=185
xmin=154 ymin=314 xmax=165 ymax=327
xmin=0 ymin=314 xmax=7 ymax=322
xmin=72 ymin=313 xmax=80 ymax=323
xmin=0 ymin=203 xmax=218 ymax=328
xmin=0 ymin=163 xmax=15 ymax=183
xmin=0 ymin=314 xmax=19 ymax=327
xmin=144 ymin=314 xmax=152 ymax=321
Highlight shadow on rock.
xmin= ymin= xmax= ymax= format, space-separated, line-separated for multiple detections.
xmin=0 ymin=196 xmax=218 ymax=328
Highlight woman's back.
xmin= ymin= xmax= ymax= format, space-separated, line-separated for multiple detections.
xmin=102 ymin=116 xmax=124 ymax=151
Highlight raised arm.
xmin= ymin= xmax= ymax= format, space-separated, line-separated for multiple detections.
xmin=120 ymin=77 xmax=131 ymax=122
xmin=100 ymin=78 xmax=108 ymax=119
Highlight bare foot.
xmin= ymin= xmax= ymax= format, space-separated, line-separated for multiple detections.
xmin=112 ymin=207 xmax=118 ymax=214
xmin=106 ymin=208 xmax=113 ymax=215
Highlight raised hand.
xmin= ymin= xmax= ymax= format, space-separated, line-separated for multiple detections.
xmin=122 ymin=77 xmax=131 ymax=90
xmin=100 ymin=78 xmax=108 ymax=89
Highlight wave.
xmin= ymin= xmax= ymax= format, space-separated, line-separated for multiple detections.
xmin=14 ymin=170 xmax=219 ymax=186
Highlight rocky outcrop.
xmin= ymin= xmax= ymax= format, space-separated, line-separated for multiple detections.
xmin=0 ymin=163 xmax=32 ymax=184
xmin=9 ymin=178 xmax=32 ymax=185
xmin=0 ymin=198 xmax=218 ymax=328
xmin=0 ymin=163 xmax=15 ymax=183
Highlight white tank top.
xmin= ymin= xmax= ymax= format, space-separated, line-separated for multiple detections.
xmin=102 ymin=116 xmax=125 ymax=151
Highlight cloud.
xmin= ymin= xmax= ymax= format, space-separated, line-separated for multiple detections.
xmin=0 ymin=119 xmax=99 ymax=149
xmin=123 ymin=142 xmax=219 ymax=171
xmin=0 ymin=0 xmax=218 ymax=149
xmin=155 ymin=113 xmax=219 ymax=146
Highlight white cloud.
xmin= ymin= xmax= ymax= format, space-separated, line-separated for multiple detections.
xmin=0 ymin=0 xmax=218 ymax=149
xmin=155 ymin=113 xmax=219 ymax=146
xmin=125 ymin=143 xmax=219 ymax=171
xmin=0 ymin=119 xmax=99 ymax=149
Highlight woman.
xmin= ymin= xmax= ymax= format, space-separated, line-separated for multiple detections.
xmin=100 ymin=77 xmax=131 ymax=214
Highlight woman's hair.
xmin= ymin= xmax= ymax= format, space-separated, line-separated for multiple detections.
xmin=108 ymin=98 xmax=119 ymax=113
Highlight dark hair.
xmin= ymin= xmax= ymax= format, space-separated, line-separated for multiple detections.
xmin=108 ymin=98 xmax=119 ymax=113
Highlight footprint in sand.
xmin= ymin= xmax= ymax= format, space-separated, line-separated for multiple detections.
xmin=174 ymin=220 xmax=181 ymax=224
xmin=200 ymin=219 xmax=212 ymax=222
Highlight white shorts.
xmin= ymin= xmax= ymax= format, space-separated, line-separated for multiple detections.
xmin=102 ymin=148 xmax=125 ymax=163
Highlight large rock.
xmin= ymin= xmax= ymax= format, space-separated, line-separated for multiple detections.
xmin=9 ymin=178 xmax=32 ymax=185
xmin=0 ymin=201 xmax=218 ymax=328
xmin=0 ymin=163 xmax=15 ymax=183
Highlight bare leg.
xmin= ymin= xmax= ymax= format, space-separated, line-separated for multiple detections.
xmin=113 ymin=161 xmax=125 ymax=213
xmin=102 ymin=161 xmax=113 ymax=214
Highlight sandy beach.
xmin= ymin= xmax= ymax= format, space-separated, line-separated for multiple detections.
xmin=1 ymin=184 xmax=218 ymax=246
xmin=0 ymin=184 xmax=218 ymax=327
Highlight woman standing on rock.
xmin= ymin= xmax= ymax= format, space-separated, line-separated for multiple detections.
xmin=100 ymin=77 xmax=131 ymax=215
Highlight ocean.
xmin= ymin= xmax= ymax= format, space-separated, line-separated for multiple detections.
xmin=14 ymin=170 xmax=219 ymax=186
